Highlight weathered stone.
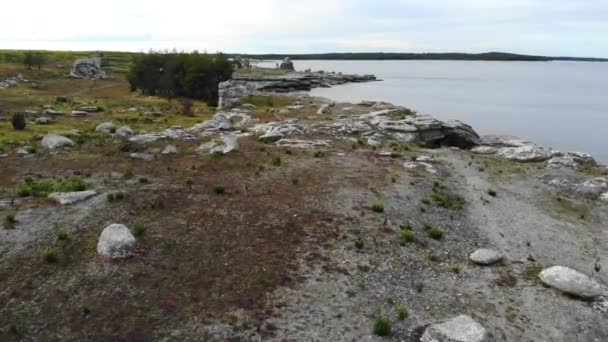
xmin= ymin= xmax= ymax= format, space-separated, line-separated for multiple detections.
xmin=198 ymin=134 xmax=239 ymax=155
xmin=470 ymin=249 xmax=503 ymax=265
xmin=130 ymin=153 xmax=154 ymax=161
xmin=76 ymin=105 xmax=100 ymax=112
xmin=471 ymin=146 xmax=498 ymax=155
xmin=35 ymin=117 xmax=53 ymax=125
xmin=71 ymin=110 xmax=88 ymax=117
xmin=70 ymin=58 xmax=107 ymax=79
xmin=279 ymin=57 xmax=295 ymax=71
xmin=41 ymin=134 xmax=74 ymax=150
xmin=497 ymin=145 xmax=552 ymax=162
xmin=95 ymin=122 xmax=115 ymax=134
xmin=540 ymin=174 xmax=607 ymax=199
xmin=317 ymin=104 xmax=330 ymax=115
xmin=116 ymin=126 xmax=134 ymax=138
xmin=539 ymin=266 xmax=604 ymax=299
xmin=97 ymin=224 xmax=136 ymax=259
xmin=161 ymin=145 xmax=179 ymax=155
xmin=441 ymin=120 xmax=480 ymax=149
xmin=42 ymin=109 xmax=65 ymax=116
xmin=48 ymin=191 xmax=98 ymax=205
xmin=129 ymin=133 xmax=165 ymax=144
xmin=421 ymin=315 xmax=490 ymax=342
xmin=275 ymin=139 xmax=331 ymax=149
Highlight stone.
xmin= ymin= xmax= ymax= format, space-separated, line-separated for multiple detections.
xmin=540 ymin=174 xmax=607 ymax=199
xmin=161 ymin=145 xmax=179 ymax=155
xmin=48 ymin=191 xmax=98 ymax=205
xmin=16 ymin=148 xmax=30 ymax=156
xmin=404 ymin=161 xmax=437 ymax=174
xmin=421 ymin=315 xmax=490 ymax=342
xmin=548 ymin=152 xmax=597 ymax=169
xmin=71 ymin=110 xmax=88 ymax=117
xmin=70 ymin=58 xmax=107 ymax=79
xmin=198 ymin=134 xmax=239 ymax=155
xmin=317 ymin=104 xmax=330 ymax=115
xmin=95 ymin=122 xmax=115 ymax=134
xmin=116 ymin=126 xmax=134 ymax=138
xmin=470 ymin=249 xmax=503 ymax=265
xmin=97 ymin=224 xmax=136 ymax=259
xmin=130 ymin=153 xmax=154 ymax=161
xmin=76 ymin=105 xmax=100 ymax=112
xmin=42 ymin=109 xmax=65 ymax=116
xmin=601 ymin=192 xmax=608 ymax=202
xmin=497 ymin=145 xmax=552 ymax=162
xmin=279 ymin=57 xmax=295 ymax=71
xmin=129 ymin=133 xmax=165 ymax=144
xmin=35 ymin=117 xmax=53 ymax=125
xmin=441 ymin=120 xmax=481 ymax=148
xmin=41 ymin=134 xmax=74 ymax=150
xmin=471 ymin=146 xmax=498 ymax=155
xmin=275 ymin=139 xmax=331 ymax=149
xmin=539 ymin=266 xmax=604 ymax=299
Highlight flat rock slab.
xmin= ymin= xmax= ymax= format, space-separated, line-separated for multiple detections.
xmin=539 ymin=266 xmax=604 ymax=299
xmin=48 ymin=191 xmax=97 ymax=205
xmin=421 ymin=315 xmax=490 ymax=342
xmin=497 ymin=145 xmax=552 ymax=162
xmin=470 ymin=249 xmax=503 ymax=265
xmin=97 ymin=224 xmax=136 ymax=259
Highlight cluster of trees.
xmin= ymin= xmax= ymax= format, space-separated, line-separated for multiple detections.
xmin=23 ymin=52 xmax=47 ymax=70
xmin=127 ymin=51 xmax=233 ymax=106
xmin=233 ymin=52 xmax=555 ymax=62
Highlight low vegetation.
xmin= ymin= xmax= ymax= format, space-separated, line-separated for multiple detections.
xmin=373 ymin=316 xmax=392 ymax=336
xmin=399 ymin=229 xmax=416 ymax=245
xmin=371 ymin=201 xmax=385 ymax=213
xmin=424 ymin=224 xmax=444 ymax=240
xmin=16 ymin=176 xmax=87 ymax=197
xmin=396 ymin=302 xmax=409 ymax=320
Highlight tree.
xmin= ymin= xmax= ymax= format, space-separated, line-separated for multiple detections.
xmin=23 ymin=52 xmax=35 ymax=70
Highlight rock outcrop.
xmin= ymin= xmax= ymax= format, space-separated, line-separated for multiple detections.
xmin=279 ymin=57 xmax=295 ymax=71
xmin=70 ymin=58 xmax=107 ymax=79
xmin=97 ymin=224 xmax=136 ymax=259
xmin=48 ymin=191 xmax=98 ymax=205
xmin=41 ymin=134 xmax=74 ymax=150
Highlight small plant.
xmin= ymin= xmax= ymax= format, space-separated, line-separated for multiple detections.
xmin=271 ymin=156 xmax=282 ymax=166
xmin=396 ymin=303 xmax=409 ymax=320
xmin=4 ymin=211 xmax=17 ymax=228
xmin=488 ymin=189 xmax=497 ymax=197
xmin=133 ymin=222 xmax=147 ymax=237
xmin=138 ymin=177 xmax=149 ymax=184
xmin=424 ymin=224 xmax=443 ymax=240
xmin=313 ymin=150 xmax=325 ymax=158
xmin=373 ymin=316 xmax=392 ymax=337
xmin=214 ymin=186 xmax=225 ymax=195
xmin=123 ymin=168 xmax=135 ymax=179
xmin=43 ymin=249 xmax=59 ymax=263
xmin=26 ymin=145 xmax=37 ymax=154
xmin=107 ymin=191 xmax=126 ymax=202
xmin=11 ymin=113 xmax=27 ymax=130
xmin=354 ymin=238 xmax=365 ymax=250
xmin=371 ymin=201 xmax=384 ymax=213
xmin=57 ymin=230 xmax=69 ymax=241
xmin=399 ymin=229 xmax=415 ymax=245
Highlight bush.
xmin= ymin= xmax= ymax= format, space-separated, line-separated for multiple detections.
xmin=354 ymin=238 xmax=364 ymax=250
xmin=373 ymin=316 xmax=392 ymax=336
xmin=4 ymin=212 xmax=16 ymax=227
xmin=399 ymin=230 xmax=415 ymax=245
xmin=57 ymin=230 xmax=69 ymax=241
xmin=271 ymin=156 xmax=282 ymax=166
xmin=133 ymin=222 xmax=147 ymax=237
xmin=213 ymin=186 xmax=225 ymax=195
xmin=424 ymin=224 xmax=443 ymax=240
xmin=313 ymin=150 xmax=325 ymax=158
xmin=396 ymin=303 xmax=409 ymax=320
xmin=488 ymin=189 xmax=497 ymax=197
xmin=11 ymin=113 xmax=27 ymax=130
xmin=371 ymin=201 xmax=384 ymax=213
xmin=15 ymin=176 xmax=87 ymax=197
xmin=43 ymin=249 xmax=59 ymax=263
xmin=107 ymin=191 xmax=126 ymax=202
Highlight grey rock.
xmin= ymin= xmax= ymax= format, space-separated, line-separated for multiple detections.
xmin=41 ymin=134 xmax=74 ymax=150
xmin=317 ymin=104 xmax=330 ymax=115
xmin=470 ymin=249 xmax=503 ymax=265
xmin=42 ymin=109 xmax=65 ymax=116
xmin=539 ymin=266 xmax=604 ymax=299
xmin=35 ymin=117 xmax=53 ymax=125
xmin=116 ymin=126 xmax=134 ymax=138
xmin=71 ymin=110 xmax=88 ymax=117
xmin=471 ymin=146 xmax=498 ymax=155
xmin=275 ymin=139 xmax=331 ymax=149
xmin=130 ymin=153 xmax=154 ymax=161
xmin=48 ymin=191 xmax=98 ymax=205
xmin=497 ymin=145 xmax=552 ymax=162
xmin=161 ymin=145 xmax=179 ymax=155
xmin=198 ymin=134 xmax=239 ymax=155
xmin=440 ymin=120 xmax=480 ymax=149
xmin=97 ymin=224 xmax=136 ymax=259
xmin=540 ymin=174 xmax=607 ymax=199
xmin=421 ymin=315 xmax=490 ymax=342
xmin=279 ymin=57 xmax=295 ymax=71
xmin=76 ymin=105 xmax=100 ymax=112
xmin=95 ymin=122 xmax=115 ymax=134
xmin=70 ymin=58 xmax=107 ymax=79
xmin=129 ymin=133 xmax=165 ymax=144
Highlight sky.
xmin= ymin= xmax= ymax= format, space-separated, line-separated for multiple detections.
xmin=2 ymin=0 xmax=608 ymax=57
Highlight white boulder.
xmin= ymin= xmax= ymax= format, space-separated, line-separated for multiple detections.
xmin=97 ymin=224 xmax=136 ymax=259
xmin=497 ymin=145 xmax=552 ymax=162
xmin=116 ymin=126 xmax=135 ymax=138
xmin=41 ymin=134 xmax=74 ymax=150
xmin=95 ymin=122 xmax=115 ymax=134
xmin=48 ymin=191 xmax=97 ymax=205
xmin=539 ymin=266 xmax=604 ymax=299
xmin=470 ymin=249 xmax=503 ymax=266
xmin=198 ymin=134 xmax=239 ymax=155
xmin=421 ymin=315 xmax=490 ymax=342
xmin=471 ymin=146 xmax=498 ymax=155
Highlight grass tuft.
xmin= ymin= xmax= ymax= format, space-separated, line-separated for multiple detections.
xmin=371 ymin=201 xmax=384 ymax=213
xmin=373 ymin=316 xmax=392 ymax=337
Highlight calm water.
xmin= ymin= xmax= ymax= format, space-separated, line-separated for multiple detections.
xmin=258 ymin=60 xmax=608 ymax=162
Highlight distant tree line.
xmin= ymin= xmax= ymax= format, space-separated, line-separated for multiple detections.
xmin=127 ymin=51 xmax=233 ymax=106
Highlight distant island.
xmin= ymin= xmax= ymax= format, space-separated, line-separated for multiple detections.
xmin=231 ymin=52 xmax=608 ymax=62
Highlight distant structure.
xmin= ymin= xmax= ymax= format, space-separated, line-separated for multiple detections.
xmin=279 ymin=57 xmax=295 ymax=71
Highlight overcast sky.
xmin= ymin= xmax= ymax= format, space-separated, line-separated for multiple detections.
xmin=3 ymin=0 xmax=607 ymax=57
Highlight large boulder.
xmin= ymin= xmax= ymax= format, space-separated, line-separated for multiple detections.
xmin=116 ymin=126 xmax=135 ymax=138
xmin=497 ymin=145 xmax=552 ymax=162
xmin=540 ymin=174 xmax=607 ymax=199
xmin=539 ymin=266 xmax=604 ymax=299
xmin=95 ymin=122 xmax=115 ymax=134
xmin=41 ymin=134 xmax=74 ymax=150
xmin=440 ymin=120 xmax=481 ymax=149
xmin=279 ymin=57 xmax=295 ymax=71
xmin=470 ymin=249 xmax=503 ymax=266
xmin=471 ymin=146 xmax=498 ymax=155
xmin=421 ymin=315 xmax=491 ymax=342
xmin=70 ymin=58 xmax=107 ymax=79
xmin=97 ymin=224 xmax=136 ymax=259
xmin=48 ymin=191 xmax=97 ymax=205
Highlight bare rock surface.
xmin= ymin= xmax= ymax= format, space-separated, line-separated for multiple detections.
xmin=97 ymin=224 xmax=136 ymax=259
xmin=470 ymin=249 xmax=503 ymax=265
xmin=48 ymin=191 xmax=98 ymax=205
xmin=421 ymin=315 xmax=491 ymax=342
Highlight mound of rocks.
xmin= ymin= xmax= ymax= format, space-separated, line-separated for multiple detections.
xmin=0 ymin=74 xmax=27 ymax=89
xmin=540 ymin=174 xmax=607 ymax=199
xmin=116 ymin=126 xmax=134 ymax=138
xmin=97 ymin=224 xmax=136 ymax=259
xmin=421 ymin=315 xmax=490 ymax=342
xmin=539 ymin=266 xmax=604 ymax=299
xmin=70 ymin=58 xmax=107 ymax=79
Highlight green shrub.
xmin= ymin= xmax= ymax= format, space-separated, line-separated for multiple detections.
xmin=4 ymin=212 xmax=16 ymax=227
xmin=399 ymin=230 xmax=415 ymax=245
xmin=354 ymin=238 xmax=364 ymax=250
xmin=57 ymin=230 xmax=69 ymax=241
xmin=396 ymin=303 xmax=409 ymax=320
xmin=373 ymin=316 xmax=392 ymax=336
xmin=371 ymin=201 xmax=384 ymax=213
xmin=107 ymin=191 xmax=126 ymax=202
xmin=488 ymin=189 xmax=497 ymax=197
xmin=271 ymin=156 xmax=282 ymax=166
xmin=431 ymin=191 xmax=465 ymax=210
xmin=213 ymin=186 xmax=225 ymax=195
xmin=424 ymin=224 xmax=443 ymax=240
xmin=313 ymin=150 xmax=325 ymax=158
xmin=16 ymin=176 xmax=87 ymax=197
xmin=133 ymin=222 xmax=147 ymax=237
xmin=43 ymin=249 xmax=59 ymax=263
